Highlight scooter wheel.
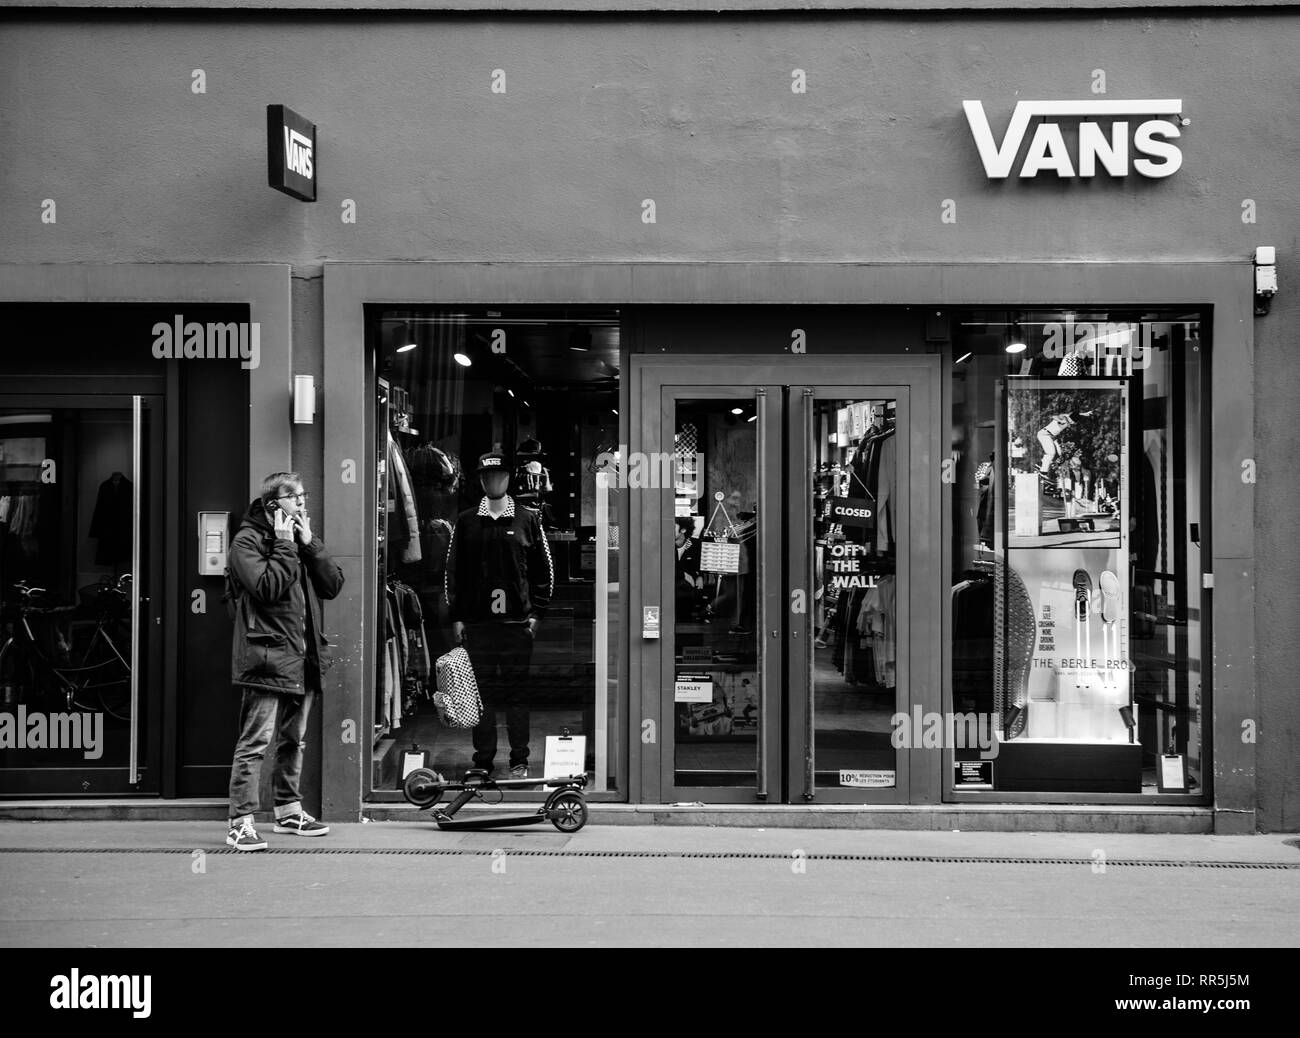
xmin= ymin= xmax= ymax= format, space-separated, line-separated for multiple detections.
xmin=548 ymin=790 xmax=588 ymax=833
xmin=403 ymin=768 xmax=443 ymax=808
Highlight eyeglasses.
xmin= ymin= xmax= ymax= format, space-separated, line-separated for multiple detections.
xmin=276 ymin=492 xmax=309 ymax=503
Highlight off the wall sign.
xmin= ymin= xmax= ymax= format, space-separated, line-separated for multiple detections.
xmin=267 ymin=104 xmax=316 ymax=201
xmin=962 ymin=99 xmax=1185 ymax=180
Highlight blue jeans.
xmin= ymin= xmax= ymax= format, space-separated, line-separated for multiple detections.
xmin=228 ymin=688 xmax=314 ymax=820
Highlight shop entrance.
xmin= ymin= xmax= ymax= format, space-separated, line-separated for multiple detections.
xmin=0 ymin=393 xmax=165 ymax=794
xmin=635 ymin=358 xmax=941 ymax=804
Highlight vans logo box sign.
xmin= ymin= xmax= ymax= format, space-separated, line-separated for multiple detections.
xmin=267 ymin=104 xmax=316 ymax=201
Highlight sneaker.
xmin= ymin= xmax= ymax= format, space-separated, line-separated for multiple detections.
xmin=1073 ymin=569 xmax=1093 ymax=621
xmin=272 ymin=811 xmax=330 ymax=837
xmin=509 ymin=764 xmax=529 ymax=780
xmin=1099 ymin=570 xmax=1121 ymax=623
xmin=226 ymin=818 xmax=267 ymax=852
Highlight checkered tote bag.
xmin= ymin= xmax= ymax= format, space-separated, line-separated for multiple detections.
xmin=433 ymin=647 xmax=483 ymax=729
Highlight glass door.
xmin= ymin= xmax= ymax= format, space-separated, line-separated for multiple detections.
xmin=638 ymin=357 xmax=940 ymax=805
xmin=786 ymin=386 xmax=911 ymax=803
xmin=0 ymin=396 xmax=164 ymax=794
xmin=661 ymin=387 xmax=783 ymax=801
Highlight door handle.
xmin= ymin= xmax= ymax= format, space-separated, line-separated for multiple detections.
xmin=802 ymin=388 xmax=816 ymax=802
xmin=755 ymin=387 xmax=768 ymax=802
xmin=129 ymin=396 xmax=143 ymax=786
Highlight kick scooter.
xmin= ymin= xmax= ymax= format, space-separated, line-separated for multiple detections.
xmin=402 ymin=768 xmax=589 ymax=833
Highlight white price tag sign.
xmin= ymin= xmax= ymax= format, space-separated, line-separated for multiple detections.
xmin=674 ymin=674 xmax=714 ymax=703
xmin=699 ymin=541 xmax=741 ymax=574
xmin=544 ymin=735 xmax=587 ymax=781
xmin=839 ymin=770 xmax=895 ymax=788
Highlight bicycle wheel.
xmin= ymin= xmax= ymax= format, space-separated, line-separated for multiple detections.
xmin=0 ymin=631 xmax=51 ymax=707
xmin=63 ymin=625 xmax=132 ymax=721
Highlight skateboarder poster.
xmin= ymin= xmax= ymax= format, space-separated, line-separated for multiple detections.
xmin=1002 ymin=379 xmax=1128 ymax=549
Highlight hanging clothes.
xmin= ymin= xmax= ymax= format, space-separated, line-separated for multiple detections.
xmin=875 ymin=432 xmax=896 ymax=555
xmin=845 ymin=421 xmax=895 ymax=553
xmin=6 ymin=492 xmax=40 ymax=538
xmin=387 ymin=431 xmax=421 ymax=564
xmin=377 ymin=577 xmax=435 ymax=733
xmin=89 ymin=474 xmax=133 ymax=565
xmin=952 ymin=574 xmax=994 ymax=707
xmin=975 ymin=458 xmax=996 ymax=546
xmin=861 ymin=575 xmax=897 ymax=689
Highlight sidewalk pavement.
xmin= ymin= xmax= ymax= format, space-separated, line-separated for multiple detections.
xmin=2 ymin=819 xmax=1298 ymax=862
xmin=3 ymin=822 xmax=1298 ymax=947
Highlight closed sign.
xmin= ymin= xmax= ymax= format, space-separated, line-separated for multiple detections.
xmin=830 ymin=496 xmax=874 ymax=529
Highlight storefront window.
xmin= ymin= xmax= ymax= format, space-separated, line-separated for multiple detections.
xmin=950 ymin=311 xmax=1205 ymax=796
xmin=371 ymin=308 xmax=620 ymax=794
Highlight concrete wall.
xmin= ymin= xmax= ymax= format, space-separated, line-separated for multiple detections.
xmin=1 ymin=8 xmax=1296 ymax=828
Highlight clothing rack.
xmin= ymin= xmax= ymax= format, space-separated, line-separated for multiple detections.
xmin=377 ymin=574 xmax=433 ymax=737
xmin=828 ymin=575 xmax=897 ymax=690
xmin=859 ymin=419 xmax=896 ymax=446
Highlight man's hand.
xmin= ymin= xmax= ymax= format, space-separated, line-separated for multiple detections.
xmin=273 ymin=508 xmax=296 ymax=542
xmin=452 ymin=621 xmax=465 ymax=645
xmin=295 ymin=510 xmax=313 ymax=546
xmin=526 ymin=617 xmax=539 ymax=638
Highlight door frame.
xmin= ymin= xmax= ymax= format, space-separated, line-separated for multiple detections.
xmin=631 ymin=355 xmax=942 ymax=804
xmin=786 ymin=380 xmax=916 ymax=804
xmin=0 ymin=392 xmax=166 ymax=795
xmin=652 ymin=381 xmax=784 ymax=803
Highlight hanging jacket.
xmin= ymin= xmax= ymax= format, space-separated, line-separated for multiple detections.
xmin=227 ymin=498 xmax=345 ymax=695
xmin=388 ymin=431 xmax=422 ymax=563
xmin=89 ymin=475 xmax=133 ymax=564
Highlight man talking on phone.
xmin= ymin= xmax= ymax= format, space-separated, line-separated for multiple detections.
xmin=224 ymin=472 xmax=345 ymax=851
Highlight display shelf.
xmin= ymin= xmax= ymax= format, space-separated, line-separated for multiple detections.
xmin=672 ymin=660 xmax=756 ymax=672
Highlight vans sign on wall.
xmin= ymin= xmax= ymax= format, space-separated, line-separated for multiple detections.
xmin=267 ymin=104 xmax=316 ymax=201
xmin=962 ymin=99 xmax=1186 ymax=179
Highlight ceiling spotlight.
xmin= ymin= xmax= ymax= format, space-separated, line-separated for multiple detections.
xmin=453 ymin=353 xmax=472 ymax=367
xmin=731 ymin=407 xmax=744 ymax=416
xmin=507 ymin=389 xmax=515 ymax=398
xmin=393 ymin=321 xmax=417 ymax=353
xmin=747 ymin=415 xmax=758 ymax=423
xmin=1005 ymin=342 xmax=1027 ymax=354
xmin=955 ymin=352 xmax=972 ymax=364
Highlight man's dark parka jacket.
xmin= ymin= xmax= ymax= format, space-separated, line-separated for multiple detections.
xmin=227 ymin=498 xmax=345 ymax=695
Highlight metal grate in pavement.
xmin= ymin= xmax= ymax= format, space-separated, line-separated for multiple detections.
xmin=0 ymin=848 xmax=1296 ymax=869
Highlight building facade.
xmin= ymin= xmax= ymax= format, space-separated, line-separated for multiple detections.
xmin=0 ymin=1 xmax=1296 ymax=832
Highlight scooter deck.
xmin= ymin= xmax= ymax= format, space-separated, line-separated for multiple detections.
xmin=451 ymin=775 xmax=584 ymax=791
xmin=434 ymin=812 xmax=550 ymax=831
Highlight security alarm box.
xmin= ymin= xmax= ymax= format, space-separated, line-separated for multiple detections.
xmin=198 ymin=511 xmax=230 ymax=575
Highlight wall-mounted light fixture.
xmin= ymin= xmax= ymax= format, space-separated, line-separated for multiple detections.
xmin=293 ymin=375 xmax=316 ymax=424
xmin=1255 ymin=246 xmax=1277 ymax=316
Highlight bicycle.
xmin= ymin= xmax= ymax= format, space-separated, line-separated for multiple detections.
xmin=0 ymin=576 xmax=134 ymax=721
